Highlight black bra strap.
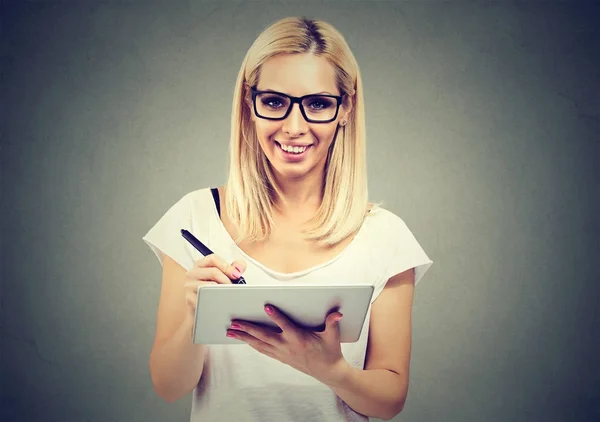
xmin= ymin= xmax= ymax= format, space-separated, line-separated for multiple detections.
xmin=210 ymin=187 xmax=221 ymax=218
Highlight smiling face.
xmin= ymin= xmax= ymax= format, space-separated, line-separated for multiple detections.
xmin=249 ymin=53 xmax=350 ymax=183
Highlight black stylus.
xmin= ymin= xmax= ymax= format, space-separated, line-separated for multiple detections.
xmin=180 ymin=229 xmax=246 ymax=284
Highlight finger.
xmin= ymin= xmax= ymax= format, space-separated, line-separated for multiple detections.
xmin=183 ymin=280 xmax=216 ymax=293
xmin=184 ymin=286 xmax=201 ymax=313
xmin=229 ymin=321 xmax=280 ymax=346
xmin=185 ymin=290 xmax=196 ymax=311
xmin=184 ymin=280 xmax=216 ymax=312
xmin=228 ymin=330 xmax=278 ymax=356
xmin=186 ymin=266 xmax=231 ymax=284
xmin=264 ymin=305 xmax=296 ymax=333
xmin=196 ymin=254 xmax=244 ymax=281
xmin=324 ymin=311 xmax=343 ymax=333
xmin=230 ymin=259 xmax=247 ymax=275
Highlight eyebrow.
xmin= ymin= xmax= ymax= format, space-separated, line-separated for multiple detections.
xmin=260 ymin=87 xmax=337 ymax=96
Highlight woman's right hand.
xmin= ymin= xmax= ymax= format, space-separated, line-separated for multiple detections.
xmin=183 ymin=255 xmax=247 ymax=320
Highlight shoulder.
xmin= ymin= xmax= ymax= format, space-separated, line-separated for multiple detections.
xmin=178 ymin=186 xmax=213 ymax=202
xmin=173 ymin=187 xmax=215 ymax=214
xmin=363 ymin=205 xmax=411 ymax=243
xmin=143 ymin=187 xmax=217 ymax=271
xmin=184 ymin=186 xmax=215 ymax=206
xmin=153 ymin=187 xmax=218 ymax=231
xmin=366 ymin=205 xmax=433 ymax=288
xmin=362 ymin=204 xmax=431 ymax=269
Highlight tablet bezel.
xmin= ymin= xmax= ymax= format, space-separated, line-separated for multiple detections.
xmin=193 ymin=284 xmax=374 ymax=345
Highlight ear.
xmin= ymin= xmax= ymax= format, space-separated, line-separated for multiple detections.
xmin=242 ymin=83 xmax=256 ymax=121
xmin=245 ymin=99 xmax=256 ymax=123
xmin=341 ymin=95 xmax=353 ymax=121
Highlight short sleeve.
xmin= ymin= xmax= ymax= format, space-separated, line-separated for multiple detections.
xmin=142 ymin=193 xmax=196 ymax=271
xmin=371 ymin=212 xmax=433 ymax=303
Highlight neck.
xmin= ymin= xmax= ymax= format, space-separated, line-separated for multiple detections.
xmin=272 ymin=172 xmax=323 ymax=218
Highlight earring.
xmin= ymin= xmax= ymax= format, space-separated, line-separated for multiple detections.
xmin=340 ymin=120 xmax=347 ymax=127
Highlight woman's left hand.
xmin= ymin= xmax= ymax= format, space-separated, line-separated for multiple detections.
xmin=227 ymin=305 xmax=347 ymax=384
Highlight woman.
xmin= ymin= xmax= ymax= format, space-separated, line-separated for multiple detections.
xmin=143 ymin=16 xmax=433 ymax=422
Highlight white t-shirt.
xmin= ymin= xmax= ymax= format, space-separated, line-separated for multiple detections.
xmin=143 ymin=187 xmax=433 ymax=422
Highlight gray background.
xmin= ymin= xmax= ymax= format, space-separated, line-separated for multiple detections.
xmin=2 ymin=1 xmax=599 ymax=421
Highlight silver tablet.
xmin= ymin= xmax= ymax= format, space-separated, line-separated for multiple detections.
xmin=193 ymin=284 xmax=374 ymax=345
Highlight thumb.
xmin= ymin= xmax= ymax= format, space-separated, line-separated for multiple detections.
xmin=230 ymin=259 xmax=247 ymax=275
xmin=325 ymin=312 xmax=343 ymax=331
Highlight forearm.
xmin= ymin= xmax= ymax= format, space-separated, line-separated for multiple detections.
xmin=324 ymin=361 xmax=407 ymax=421
xmin=149 ymin=315 xmax=205 ymax=402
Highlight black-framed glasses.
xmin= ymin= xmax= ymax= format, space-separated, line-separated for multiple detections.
xmin=250 ymin=86 xmax=343 ymax=123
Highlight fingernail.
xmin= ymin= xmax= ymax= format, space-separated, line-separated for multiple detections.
xmin=335 ymin=314 xmax=343 ymax=321
xmin=230 ymin=323 xmax=241 ymax=329
xmin=232 ymin=269 xmax=242 ymax=278
xmin=234 ymin=264 xmax=244 ymax=273
xmin=226 ymin=332 xmax=236 ymax=338
xmin=264 ymin=305 xmax=274 ymax=315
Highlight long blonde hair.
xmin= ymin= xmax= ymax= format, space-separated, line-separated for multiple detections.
xmin=225 ymin=17 xmax=373 ymax=246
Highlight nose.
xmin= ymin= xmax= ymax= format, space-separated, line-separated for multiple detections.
xmin=282 ymin=103 xmax=308 ymax=138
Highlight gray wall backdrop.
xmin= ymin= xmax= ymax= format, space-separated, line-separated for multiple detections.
xmin=2 ymin=1 xmax=598 ymax=421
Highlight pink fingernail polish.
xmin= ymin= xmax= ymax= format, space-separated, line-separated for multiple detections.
xmin=232 ymin=269 xmax=242 ymax=278
xmin=226 ymin=332 xmax=236 ymax=338
xmin=264 ymin=306 xmax=273 ymax=315
xmin=230 ymin=323 xmax=241 ymax=329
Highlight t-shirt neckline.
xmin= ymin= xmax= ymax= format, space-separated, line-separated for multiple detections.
xmin=205 ymin=188 xmax=369 ymax=280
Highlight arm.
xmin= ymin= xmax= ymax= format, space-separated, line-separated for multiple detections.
xmin=324 ymin=268 xmax=415 ymax=420
xmin=149 ymin=255 xmax=205 ymax=403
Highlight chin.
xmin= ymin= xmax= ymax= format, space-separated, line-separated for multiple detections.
xmin=270 ymin=163 xmax=311 ymax=180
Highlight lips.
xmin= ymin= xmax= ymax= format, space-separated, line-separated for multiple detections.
xmin=274 ymin=141 xmax=312 ymax=161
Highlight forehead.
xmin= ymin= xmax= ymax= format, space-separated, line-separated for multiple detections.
xmin=257 ymin=53 xmax=338 ymax=95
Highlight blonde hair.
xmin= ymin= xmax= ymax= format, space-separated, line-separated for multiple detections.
xmin=225 ymin=17 xmax=375 ymax=246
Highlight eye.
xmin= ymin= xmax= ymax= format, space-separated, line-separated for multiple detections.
xmin=260 ymin=95 xmax=287 ymax=109
xmin=305 ymin=97 xmax=335 ymax=112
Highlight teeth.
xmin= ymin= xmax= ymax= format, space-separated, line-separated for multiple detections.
xmin=279 ymin=143 xmax=308 ymax=154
